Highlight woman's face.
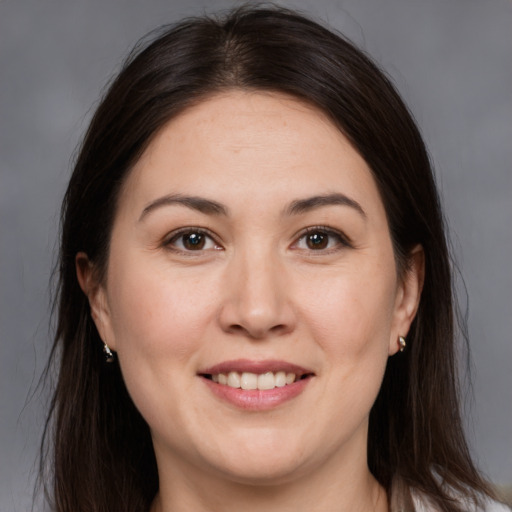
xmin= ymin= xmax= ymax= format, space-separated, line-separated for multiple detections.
xmin=82 ymin=91 xmax=422 ymax=486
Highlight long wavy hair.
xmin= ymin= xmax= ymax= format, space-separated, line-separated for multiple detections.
xmin=41 ymin=6 xmax=495 ymax=512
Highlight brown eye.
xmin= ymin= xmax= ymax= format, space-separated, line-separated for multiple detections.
xmin=167 ymin=230 xmax=219 ymax=252
xmin=293 ymin=227 xmax=350 ymax=252
xmin=306 ymin=232 xmax=329 ymax=250
xmin=182 ymin=232 xmax=206 ymax=250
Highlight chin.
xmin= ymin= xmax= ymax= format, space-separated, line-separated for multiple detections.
xmin=201 ymin=432 xmax=314 ymax=485
xmin=214 ymin=458 xmax=309 ymax=487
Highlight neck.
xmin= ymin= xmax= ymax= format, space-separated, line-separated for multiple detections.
xmin=150 ymin=454 xmax=388 ymax=512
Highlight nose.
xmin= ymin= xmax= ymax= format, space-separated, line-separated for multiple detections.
xmin=218 ymin=249 xmax=296 ymax=340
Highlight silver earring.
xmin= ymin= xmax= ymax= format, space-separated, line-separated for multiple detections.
xmin=398 ymin=336 xmax=406 ymax=353
xmin=103 ymin=342 xmax=115 ymax=363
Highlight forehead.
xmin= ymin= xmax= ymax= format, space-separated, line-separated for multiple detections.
xmin=119 ymin=90 xmax=383 ymax=219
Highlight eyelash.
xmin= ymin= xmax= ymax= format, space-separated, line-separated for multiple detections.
xmin=293 ymin=226 xmax=352 ymax=253
xmin=163 ymin=225 xmax=352 ymax=254
xmin=164 ymin=227 xmax=221 ymax=254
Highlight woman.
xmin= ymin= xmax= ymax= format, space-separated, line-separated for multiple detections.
xmin=41 ymin=6 xmax=507 ymax=512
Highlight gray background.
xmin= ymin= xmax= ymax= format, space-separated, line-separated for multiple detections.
xmin=1 ymin=0 xmax=511 ymax=510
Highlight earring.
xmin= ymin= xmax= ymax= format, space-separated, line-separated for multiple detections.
xmin=398 ymin=336 xmax=406 ymax=353
xmin=103 ymin=342 xmax=115 ymax=363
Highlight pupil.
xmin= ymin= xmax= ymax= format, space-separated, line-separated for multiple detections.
xmin=184 ymin=233 xmax=204 ymax=250
xmin=307 ymin=232 xmax=328 ymax=249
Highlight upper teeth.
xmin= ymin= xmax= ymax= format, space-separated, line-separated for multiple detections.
xmin=211 ymin=371 xmax=297 ymax=390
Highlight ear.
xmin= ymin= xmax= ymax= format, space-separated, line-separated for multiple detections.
xmin=388 ymin=245 xmax=425 ymax=355
xmin=75 ymin=252 xmax=117 ymax=350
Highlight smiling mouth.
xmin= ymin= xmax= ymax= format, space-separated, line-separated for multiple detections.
xmin=200 ymin=371 xmax=314 ymax=391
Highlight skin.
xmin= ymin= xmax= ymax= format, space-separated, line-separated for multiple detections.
xmin=77 ymin=91 xmax=424 ymax=512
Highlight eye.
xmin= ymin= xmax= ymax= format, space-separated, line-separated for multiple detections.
xmin=293 ymin=227 xmax=350 ymax=251
xmin=166 ymin=229 xmax=221 ymax=252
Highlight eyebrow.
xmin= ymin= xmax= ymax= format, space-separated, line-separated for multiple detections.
xmin=139 ymin=194 xmax=228 ymax=221
xmin=139 ymin=192 xmax=365 ymax=222
xmin=284 ymin=193 xmax=366 ymax=218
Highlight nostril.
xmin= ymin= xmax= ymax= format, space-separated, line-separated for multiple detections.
xmin=225 ymin=323 xmax=283 ymax=340
xmin=226 ymin=324 xmax=247 ymax=335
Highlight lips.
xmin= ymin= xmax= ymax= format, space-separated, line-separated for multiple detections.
xmin=198 ymin=359 xmax=314 ymax=410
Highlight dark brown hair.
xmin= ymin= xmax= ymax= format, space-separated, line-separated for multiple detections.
xmin=41 ymin=6 xmax=494 ymax=512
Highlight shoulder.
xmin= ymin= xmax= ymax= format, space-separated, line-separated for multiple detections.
xmin=412 ymin=488 xmax=511 ymax=512
xmin=474 ymin=500 xmax=511 ymax=512
xmin=391 ymin=476 xmax=511 ymax=512
xmin=484 ymin=502 xmax=512 ymax=512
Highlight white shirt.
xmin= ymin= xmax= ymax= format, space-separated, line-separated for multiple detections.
xmin=412 ymin=488 xmax=511 ymax=512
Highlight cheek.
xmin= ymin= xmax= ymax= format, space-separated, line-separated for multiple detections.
xmin=108 ymin=259 xmax=214 ymax=356
xmin=301 ymin=264 xmax=397 ymax=350
xmin=104 ymin=259 xmax=219 ymax=435
xmin=299 ymin=260 xmax=397 ymax=401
